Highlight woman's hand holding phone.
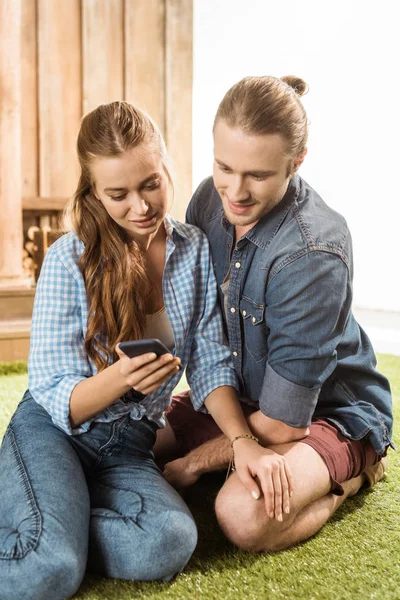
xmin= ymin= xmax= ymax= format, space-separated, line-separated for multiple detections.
xmin=116 ymin=339 xmax=181 ymax=395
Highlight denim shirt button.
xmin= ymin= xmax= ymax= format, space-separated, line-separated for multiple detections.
xmin=242 ymin=310 xmax=247 ymax=316
xmin=235 ymin=262 xmax=241 ymax=268
xmin=252 ymin=317 xmax=256 ymax=323
xmin=233 ymin=351 xmax=238 ymax=357
xmin=230 ymin=307 xmax=236 ymax=313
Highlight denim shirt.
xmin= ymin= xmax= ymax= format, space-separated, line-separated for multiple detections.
xmin=186 ymin=175 xmax=393 ymax=454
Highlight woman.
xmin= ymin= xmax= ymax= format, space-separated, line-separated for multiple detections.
xmin=0 ymin=102 xmax=288 ymax=600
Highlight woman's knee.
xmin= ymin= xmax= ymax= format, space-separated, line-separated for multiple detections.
xmin=0 ymin=423 xmax=87 ymax=598
xmin=155 ymin=509 xmax=198 ymax=580
xmin=0 ymin=545 xmax=85 ymax=600
xmin=90 ymin=508 xmax=198 ymax=581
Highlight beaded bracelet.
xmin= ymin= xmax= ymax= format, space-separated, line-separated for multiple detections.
xmin=230 ymin=433 xmax=259 ymax=448
xmin=226 ymin=434 xmax=260 ymax=481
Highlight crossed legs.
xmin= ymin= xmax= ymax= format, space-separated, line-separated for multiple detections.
xmin=157 ymin=397 xmax=377 ymax=553
xmin=215 ymin=440 xmax=364 ymax=552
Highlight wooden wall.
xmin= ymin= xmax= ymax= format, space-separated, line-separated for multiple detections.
xmin=0 ymin=0 xmax=23 ymax=284
xmin=20 ymin=0 xmax=193 ymax=220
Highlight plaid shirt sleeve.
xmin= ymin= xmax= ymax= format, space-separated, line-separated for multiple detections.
xmin=28 ymin=237 xmax=94 ymax=435
xmin=184 ymin=231 xmax=238 ymax=410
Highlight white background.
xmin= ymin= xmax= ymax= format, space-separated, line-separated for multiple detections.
xmin=192 ymin=0 xmax=400 ymax=312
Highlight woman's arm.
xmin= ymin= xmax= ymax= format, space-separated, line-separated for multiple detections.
xmin=184 ymin=233 xmax=238 ymax=409
xmin=69 ymin=350 xmax=180 ymax=428
xmin=203 ymin=386 xmax=294 ymax=521
xmin=29 ymin=236 xmax=180 ymax=433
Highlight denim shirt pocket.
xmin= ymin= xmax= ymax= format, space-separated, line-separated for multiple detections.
xmin=239 ymin=296 xmax=268 ymax=363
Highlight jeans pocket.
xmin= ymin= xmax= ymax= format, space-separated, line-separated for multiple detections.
xmin=0 ymin=427 xmax=41 ymax=559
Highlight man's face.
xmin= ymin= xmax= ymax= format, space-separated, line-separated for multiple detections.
xmin=213 ymin=120 xmax=297 ymax=230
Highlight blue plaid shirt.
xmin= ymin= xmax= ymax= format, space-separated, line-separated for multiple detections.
xmin=28 ymin=216 xmax=238 ymax=435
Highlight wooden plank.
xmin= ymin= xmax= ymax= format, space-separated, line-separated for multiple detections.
xmin=124 ymin=0 xmax=166 ymax=134
xmin=82 ymin=0 xmax=124 ymax=114
xmin=22 ymin=196 xmax=69 ymax=211
xmin=21 ymin=0 xmax=38 ymax=197
xmin=0 ymin=321 xmax=31 ymax=338
xmin=38 ymin=0 xmax=81 ymax=198
xmin=165 ymin=0 xmax=193 ymax=221
xmin=0 ymin=289 xmax=35 ymax=321
xmin=0 ymin=0 xmax=24 ymax=284
xmin=0 ymin=333 xmax=31 ymax=362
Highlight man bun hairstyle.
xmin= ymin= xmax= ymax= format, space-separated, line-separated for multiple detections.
xmin=280 ymin=75 xmax=309 ymax=98
xmin=214 ymin=75 xmax=309 ymax=157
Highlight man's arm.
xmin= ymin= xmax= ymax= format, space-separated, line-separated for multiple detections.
xmin=163 ymin=409 xmax=309 ymax=488
xmin=248 ymin=411 xmax=310 ymax=446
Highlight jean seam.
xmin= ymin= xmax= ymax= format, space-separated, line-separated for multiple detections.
xmin=244 ymin=339 xmax=268 ymax=363
xmin=89 ymin=482 xmax=171 ymax=540
xmin=0 ymin=427 xmax=42 ymax=560
xmin=94 ymin=419 xmax=122 ymax=466
xmin=92 ymin=416 xmax=136 ymax=470
xmin=325 ymin=417 xmax=371 ymax=440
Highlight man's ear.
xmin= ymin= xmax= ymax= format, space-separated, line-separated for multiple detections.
xmin=291 ymin=148 xmax=308 ymax=175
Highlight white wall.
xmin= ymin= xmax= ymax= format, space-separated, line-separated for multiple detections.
xmin=193 ymin=0 xmax=400 ymax=312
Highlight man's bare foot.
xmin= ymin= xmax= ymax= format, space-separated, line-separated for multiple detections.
xmin=363 ymin=457 xmax=388 ymax=488
xmin=345 ymin=474 xmax=365 ymax=497
xmin=346 ymin=458 xmax=388 ymax=498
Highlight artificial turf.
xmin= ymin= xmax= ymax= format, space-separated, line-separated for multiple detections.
xmin=0 ymin=354 xmax=399 ymax=600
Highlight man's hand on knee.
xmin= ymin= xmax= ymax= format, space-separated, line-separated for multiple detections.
xmin=162 ymin=434 xmax=233 ymax=488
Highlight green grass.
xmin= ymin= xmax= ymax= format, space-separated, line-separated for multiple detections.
xmin=0 ymin=355 xmax=399 ymax=600
xmin=0 ymin=360 xmax=28 ymax=376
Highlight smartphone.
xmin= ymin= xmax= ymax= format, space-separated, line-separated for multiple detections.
xmin=118 ymin=338 xmax=170 ymax=359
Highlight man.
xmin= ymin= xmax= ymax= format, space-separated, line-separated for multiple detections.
xmin=156 ymin=75 xmax=393 ymax=552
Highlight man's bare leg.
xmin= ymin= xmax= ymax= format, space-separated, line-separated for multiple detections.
xmin=215 ymin=441 xmax=365 ymax=553
xmin=156 ymin=418 xmax=377 ymax=552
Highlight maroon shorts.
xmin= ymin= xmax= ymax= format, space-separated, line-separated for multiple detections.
xmin=165 ymin=390 xmax=382 ymax=495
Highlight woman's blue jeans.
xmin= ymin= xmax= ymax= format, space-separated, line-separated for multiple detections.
xmin=0 ymin=391 xmax=198 ymax=600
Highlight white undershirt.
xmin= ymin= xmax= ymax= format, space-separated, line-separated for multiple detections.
xmin=143 ymin=306 xmax=174 ymax=350
xmin=220 ymin=277 xmax=230 ymax=321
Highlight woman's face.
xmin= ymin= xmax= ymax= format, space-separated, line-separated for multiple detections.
xmin=91 ymin=146 xmax=169 ymax=245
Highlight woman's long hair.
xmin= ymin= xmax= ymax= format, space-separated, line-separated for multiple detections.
xmin=62 ymin=101 xmax=170 ymax=372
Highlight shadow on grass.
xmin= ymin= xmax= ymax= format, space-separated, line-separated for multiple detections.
xmin=329 ymin=485 xmax=371 ymax=523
